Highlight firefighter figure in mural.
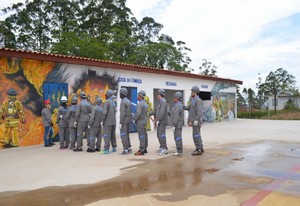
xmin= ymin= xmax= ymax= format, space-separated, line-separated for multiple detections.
xmin=0 ymin=88 xmax=25 ymax=148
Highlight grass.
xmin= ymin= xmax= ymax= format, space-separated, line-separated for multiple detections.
xmin=238 ymin=109 xmax=300 ymax=120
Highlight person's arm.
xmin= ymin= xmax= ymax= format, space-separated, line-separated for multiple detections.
xmin=88 ymin=107 xmax=96 ymax=126
xmin=56 ymin=107 xmax=61 ymax=124
xmin=196 ymin=99 xmax=203 ymax=120
xmin=157 ymin=101 xmax=167 ymax=121
xmin=119 ymin=101 xmax=126 ymax=124
xmin=101 ymin=101 xmax=109 ymax=122
xmin=46 ymin=109 xmax=53 ymax=125
xmin=133 ymin=103 xmax=142 ymax=121
xmin=75 ymin=104 xmax=81 ymax=122
xmin=173 ymin=105 xmax=180 ymax=126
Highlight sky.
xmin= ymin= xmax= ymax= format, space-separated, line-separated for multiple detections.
xmin=1 ymin=0 xmax=300 ymax=90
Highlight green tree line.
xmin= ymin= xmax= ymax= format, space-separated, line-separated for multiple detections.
xmin=0 ymin=0 xmax=192 ymax=72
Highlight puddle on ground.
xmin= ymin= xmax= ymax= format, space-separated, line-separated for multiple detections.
xmin=0 ymin=141 xmax=300 ymax=206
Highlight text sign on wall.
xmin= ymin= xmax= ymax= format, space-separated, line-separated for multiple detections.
xmin=201 ymin=85 xmax=208 ymax=89
xmin=118 ymin=77 xmax=142 ymax=84
xmin=166 ymin=81 xmax=177 ymax=86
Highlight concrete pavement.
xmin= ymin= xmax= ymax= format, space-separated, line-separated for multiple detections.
xmin=0 ymin=119 xmax=300 ymax=205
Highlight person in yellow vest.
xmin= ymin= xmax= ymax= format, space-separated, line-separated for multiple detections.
xmin=144 ymin=96 xmax=153 ymax=131
xmin=0 ymin=88 xmax=25 ymax=148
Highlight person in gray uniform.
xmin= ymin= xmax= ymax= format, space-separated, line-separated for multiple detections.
xmin=150 ymin=89 xmax=169 ymax=155
xmin=102 ymin=90 xmax=117 ymax=154
xmin=171 ymin=92 xmax=184 ymax=156
xmin=56 ymin=96 xmax=70 ymax=149
xmin=73 ymin=91 xmax=92 ymax=152
xmin=133 ymin=90 xmax=148 ymax=156
xmin=87 ymin=97 xmax=103 ymax=153
xmin=119 ymin=88 xmax=132 ymax=155
xmin=184 ymin=86 xmax=204 ymax=155
xmin=65 ymin=96 xmax=78 ymax=149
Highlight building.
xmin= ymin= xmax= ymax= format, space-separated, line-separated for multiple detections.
xmin=268 ymin=94 xmax=300 ymax=110
xmin=0 ymin=48 xmax=242 ymax=147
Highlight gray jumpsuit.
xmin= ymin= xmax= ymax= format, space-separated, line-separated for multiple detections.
xmin=75 ymin=99 xmax=92 ymax=148
xmin=102 ymin=98 xmax=117 ymax=150
xmin=184 ymin=96 xmax=203 ymax=150
xmin=171 ymin=102 xmax=184 ymax=152
xmin=120 ymin=97 xmax=132 ymax=150
xmin=65 ymin=104 xmax=77 ymax=149
xmin=133 ymin=100 xmax=148 ymax=152
xmin=56 ymin=105 xmax=70 ymax=148
xmin=88 ymin=105 xmax=103 ymax=150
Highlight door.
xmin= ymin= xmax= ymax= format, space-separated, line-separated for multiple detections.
xmin=43 ymin=82 xmax=68 ymax=113
xmin=125 ymin=87 xmax=137 ymax=133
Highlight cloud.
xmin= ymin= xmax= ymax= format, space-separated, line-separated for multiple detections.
xmin=129 ymin=0 xmax=300 ymax=89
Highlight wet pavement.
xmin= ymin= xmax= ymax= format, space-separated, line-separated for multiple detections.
xmin=0 ymin=141 xmax=299 ymax=206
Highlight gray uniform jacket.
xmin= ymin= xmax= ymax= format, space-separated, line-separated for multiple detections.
xmin=185 ymin=96 xmax=203 ymax=123
xmin=133 ymin=100 xmax=148 ymax=125
xmin=75 ymin=99 xmax=92 ymax=123
xmin=155 ymin=98 xmax=168 ymax=124
xmin=120 ymin=97 xmax=132 ymax=124
xmin=171 ymin=102 xmax=184 ymax=128
xmin=65 ymin=105 xmax=77 ymax=128
xmin=89 ymin=105 xmax=103 ymax=127
xmin=42 ymin=107 xmax=52 ymax=127
xmin=56 ymin=105 xmax=69 ymax=127
xmin=102 ymin=98 xmax=116 ymax=126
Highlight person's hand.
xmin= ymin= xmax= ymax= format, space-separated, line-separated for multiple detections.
xmin=50 ymin=122 xmax=54 ymax=127
xmin=172 ymin=127 xmax=176 ymax=132
xmin=156 ymin=121 xmax=159 ymax=125
xmin=88 ymin=125 xmax=91 ymax=129
xmin=59 ymin=115 xmax=63 ymax=119
xmin=193 ymin=120 xmax=199 ymax=126
xmin=119 ymin=124 xmax=122 ymax=129
xmin=74 ymin=122 xmax=77 ymax=128
xmin=22 ymin=118 xmax=25 ymax=124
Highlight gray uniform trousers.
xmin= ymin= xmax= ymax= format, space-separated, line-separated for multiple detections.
xmin=69 ymin=127 xmax=77 ymax=148
xmin=103 ymin=125 xmax=116 ymax=150
xmin=174 ymin=128 xmax=183 ymax=152
xmin=120 ymin=123 xmax=131 ymax=150
xmin=137 ymin=122 xmax=148 ymax=152
xmin=111 ymin=126 xmax=117 ymax=148
xmin=77 ymin=121 xmax=90 ymax=148
xmin=59 ymin=127 xmax=70 ymax=148
xmin=89 ymin=126 xmax=102 ymax=150
xmin=192 ymin=123 xmax=203 ymax=150
xmin=157 ymin=123 xmax=167 ymax=149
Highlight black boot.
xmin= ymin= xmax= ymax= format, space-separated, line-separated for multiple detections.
xmin=73 ymin=147 xmax=83 ymax=152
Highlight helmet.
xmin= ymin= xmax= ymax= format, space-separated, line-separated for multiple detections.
xmin=106 ymin=90 xmax=114 ymax=98
xmin=72 ymin=96 xmax=78 ymax=104
xmin=191 ymin=86 xmax=200 ymax=93
xmin=173 ymin=92 xmax=182 ymax=100
xmin=7 ymin=88 xmax=17 ymax=96
xmin=44 ymin=99 xmax=51 ymax=105
xmin=61 ymin=96 xmax=68 ymax=103
xmin=157 ymin=89 xmax=165 ymax=97
xmin=119 ymin=88 xmax=128 ymax=96
xmin=95 ymin=97 xmax=102 ymax=104
xmin=79 ymin=91 xmax=86 ymax=98
xmin=138 ymin=90 xmax=146 ymax=97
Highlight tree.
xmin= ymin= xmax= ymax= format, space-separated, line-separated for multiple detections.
xmin=236 ymin=85 xmax=246 ymax=109
xmin=258 ymin=68 xmax=296 ymax=113
xmin=199 ymin=59 xmax=218 ymax=76
xmin=242 ymin=88 xmax=256 ymax=117
xmin=1 ymin=0 xmax=193 ymax=72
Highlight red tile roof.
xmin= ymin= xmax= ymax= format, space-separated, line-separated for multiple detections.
xmin=0 ymin=48 xmax=243 ymax=85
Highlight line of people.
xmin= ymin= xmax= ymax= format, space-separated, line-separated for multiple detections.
xmin=41 ymin=85 xmax=204 ymax=156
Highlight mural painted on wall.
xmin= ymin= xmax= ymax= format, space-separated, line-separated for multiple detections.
xmin=203 ymin=82 xmax=236 ymax=122
xmin=0 ymin=57 xmax=117 ymax=148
